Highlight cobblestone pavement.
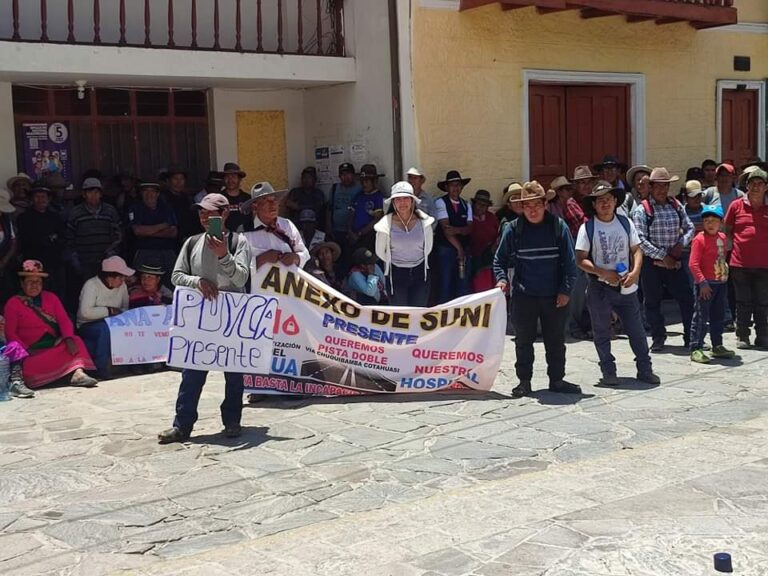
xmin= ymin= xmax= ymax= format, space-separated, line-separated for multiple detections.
xmin=1 ymin=319 xmax=767 ymax=575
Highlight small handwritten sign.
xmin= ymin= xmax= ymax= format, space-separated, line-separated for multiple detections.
xmin=167 ymin=288 xmax=276 ymax=373
xmin=107 ymin=306 xmax=172 ymax=365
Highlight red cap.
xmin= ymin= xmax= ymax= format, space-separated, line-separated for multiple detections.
xmin=716 ymin=163 xmax=735 ymax=175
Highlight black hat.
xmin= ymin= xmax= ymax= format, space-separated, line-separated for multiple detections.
xmin=471 ymin=190 xmax=493 ymax=205
xmin=740 ymin=157 xmax=768 ymax=171
xmin=139 ymin=181 xmax=162 ymax=191
xmin=222 ymin=162 xmax=246 ymax=178
xmin=581 ymin=180 xmax=626 ymax=216
xmin=437 ymin=170 xmax=471 ymax=192
xmin=593 ymin=155 xmax=628 ymax=173
xmin=161 ymin=164 xmax=187 ymax=179
xmin=338 ymin=162 xmax=355 ymax=175
xmin=205 ymin=171 xmax=224 ymax=185
xmin=352 ymin=247 xmax=377 ymax=266
xmin=301 ymin=166 xmax=317 ymax=178
xmin=359 ymin=164 xmax=384 ymax=179
xmin=136 ymin=264 xmax=166 ymax=276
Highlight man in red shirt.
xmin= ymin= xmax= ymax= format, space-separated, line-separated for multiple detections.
xmin=724 ymin=169 xmax=768 ymax=349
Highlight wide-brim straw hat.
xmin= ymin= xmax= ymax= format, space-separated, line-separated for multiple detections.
xmin=310 ymin=241 xmax=342 ymax=262
xmin=502 ymin=183 xmax=523 ymax=205
xmin=580 ymin=180 xmax=626 ymax=215
xmin=550 ymin=176 xmax=571 ymax=191
xmin=571 ymin=165 xmax=597 ymax=181
xmin=6 ymin=173 xmax=32 ymax=190
xmin=0 ymin=189 xmax=16 ymax=214
xmin=240 ymin=182 xmax=288 ymax=214
xmin=18 ymin=259 xmax=49 ymax=278
xmin=648 ymin=167 xmax=680 ymax=184
xmin=593 ymin=155 xmax=628 ymax=173
xmin=626 ymin=165 xmax=652 ymax=185
xmin=510 ymin=181 xmax=556 ymax=203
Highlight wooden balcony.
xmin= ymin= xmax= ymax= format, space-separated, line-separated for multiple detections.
xmin=460 ymin=0 xmax=738 ymax=29
xmin=1 ymin=0 xmax=345 ymax=57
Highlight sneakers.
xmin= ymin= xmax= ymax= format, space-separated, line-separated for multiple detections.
xmin=637 ymin=372 xmax=661 ymax=385
xmin=9 ymin=380 xmax=35 ymax=398
xmin=711 ymin=345 xmax=736 ymax=359
xmin=690 ymin=349 xmax=711 ymax=364
xmin=736 ymin=337 xmax=751 ymax=350
xmin=511 ymin=381 xmax=532 ymax=398
xmin=157 ymin=426 xmax=190 ymax=444
xmin=549 ymin=380 xmax=582 ymax=394
xmin=650 ymin=338 xmax=666 ymax=352
xmin=598 ymin=375 xmax=619 ymax=386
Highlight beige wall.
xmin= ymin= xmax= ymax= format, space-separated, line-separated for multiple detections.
xmin=411 ymin=5 xmax=768 ymax=204
xmin=0 ymin=82 xmax=15 ymax=183
xmin=736 ymin=0 xmax=768 ymax=23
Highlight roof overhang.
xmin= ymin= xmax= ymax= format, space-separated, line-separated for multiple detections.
xmin=459 ymin=0 xmax=738 ymax=29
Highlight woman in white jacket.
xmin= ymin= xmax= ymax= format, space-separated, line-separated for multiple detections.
xmin=374 ymin=181 xmax=435 ymax=306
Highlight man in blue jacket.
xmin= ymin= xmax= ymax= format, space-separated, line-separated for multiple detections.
xmin=494 ymin=181 xmax=580 ymax=398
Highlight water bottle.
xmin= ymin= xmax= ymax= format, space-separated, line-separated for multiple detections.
xmin=0 ymin=356 xmax=11 ymax=402
xmin=615 ymin=263 xmax=638 ymax=295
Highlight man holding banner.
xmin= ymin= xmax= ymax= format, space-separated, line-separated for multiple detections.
xmin=493 ymin=181 xmax=580 ymax=398
xmin=158 ymin=193 xmax=252 ymax=444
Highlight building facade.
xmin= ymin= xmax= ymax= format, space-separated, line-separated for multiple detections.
xmin=0 ymin=0 xmax=396 ymax=192
xmin=405 ymin=0 xmax=768 ymax=198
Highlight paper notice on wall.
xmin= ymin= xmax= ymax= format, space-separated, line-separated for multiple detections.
xmin=315 ymin=146 xmax=331 ymax=184
xmin=349 ymin=141 xmax=368 ymax=164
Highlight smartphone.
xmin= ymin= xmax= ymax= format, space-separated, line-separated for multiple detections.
xmin=207 ymin=216 xmax=223 ymax=240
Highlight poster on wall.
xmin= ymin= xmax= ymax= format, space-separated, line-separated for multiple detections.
xmin=315 ymin=144 xmax=346 ymax=185
xmin=22 ymin=122 xmax=72 ymax=184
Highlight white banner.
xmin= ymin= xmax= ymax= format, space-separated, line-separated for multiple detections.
xmin=107 ymin=306 xmax=172 ymax=365
xmin=244 ymin=265 xmax=506 ymax=396
xmin=167 ymin=289 xmax=276 ymax=374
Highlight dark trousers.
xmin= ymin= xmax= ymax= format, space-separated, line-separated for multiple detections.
xmin=79 ymin=320 xmax=112 ymax=379
xmin=388 ymin=265 xmax=430 ymax=307
xmin=173 ymin=369 xmax=245 ymax=433
xmin=640 ymin=263 xmax=694 ymax=343
xmin=690 ymin=282 xmax=727 ymax=351
xmin=587 ymin=280 xmax=652 ymax=377
xmin=436 ymin=244 xmax=470 ymax=304
xmin=513 ymin=293 xmax=567 ymax=383
xmin=730 ymin=267 xmax=768 ymax=341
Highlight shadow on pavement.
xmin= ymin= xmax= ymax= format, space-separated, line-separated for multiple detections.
xmin=188 ymin=425 xmax=282 ymax=448
xmin=594 ymin=377 xmax=660 ymax=391
xmin=245 ymin=390 xmax=508 ymax=409
xmin=529 ymin=390 xmax=595 ymax=406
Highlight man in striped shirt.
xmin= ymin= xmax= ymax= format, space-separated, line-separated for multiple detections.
xmin=494 ymin=181 xmax=580 ymax=398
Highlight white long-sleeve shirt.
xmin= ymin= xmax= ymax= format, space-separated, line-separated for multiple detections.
xmin=77 ymin=276 xmax=129 ymax=326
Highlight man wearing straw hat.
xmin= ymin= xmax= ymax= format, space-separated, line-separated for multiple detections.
xmin=632 ymin=167 xmax=695 ymax=352
xmin=493 ymin=181 xmax=580 ymax=398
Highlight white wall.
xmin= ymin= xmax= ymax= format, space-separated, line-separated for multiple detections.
xmin=210 ymin=88 xmax=307 ymax=187
xmin=303 ymin=0 xmax=395 ymax=191
xmin=0 ymin=82 xmax=16 ymax=182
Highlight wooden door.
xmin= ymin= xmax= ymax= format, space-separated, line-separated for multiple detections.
xmin=529 ymin=85 xmax=566 ymax=188
xmin=530 ymin=84 xmax=630 ymax=186
xmin=721 ymin=89 xmax=758 ymax=170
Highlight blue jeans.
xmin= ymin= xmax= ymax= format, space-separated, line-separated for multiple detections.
xmin=173 ymin=369 xmax=245 ymax=433
xmin=640 ymin=263 xmax=694 ymax=343
xmin=587 ymin=280 xmax=652 ymax=377
xmin=436 ymin=244 xmax=470 ymax=304
xmin=690 ymin=282 xmax=727 ymax=351
xmin=79 ymin=320 xmax=112 ymax=378
xmin=388 ymin=265 xmax=430 ymax=307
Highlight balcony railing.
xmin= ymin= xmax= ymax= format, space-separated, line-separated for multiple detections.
xmin=1 ymin=0 xmax=345 ymax=56
xmin=461 ymin=0 xmax=737 ymax=29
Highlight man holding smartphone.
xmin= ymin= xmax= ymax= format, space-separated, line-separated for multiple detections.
xmin=158 ymin=193 xmax=252 ymax=444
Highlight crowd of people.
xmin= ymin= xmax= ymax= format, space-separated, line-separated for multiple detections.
xmin=0 ymin=154 xmax=766 ymax=443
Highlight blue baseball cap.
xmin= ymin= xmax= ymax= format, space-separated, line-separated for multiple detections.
xmin=701 ymin=204 xmax=724 ymax=219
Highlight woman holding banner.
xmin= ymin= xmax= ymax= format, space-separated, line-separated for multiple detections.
xmin=76 ymin=256 xmax=133 ymax=380
xmin=374 ymin=181 xmax=435 ymax=307
xmin=3 ymin=260 xmax=97 ymax=389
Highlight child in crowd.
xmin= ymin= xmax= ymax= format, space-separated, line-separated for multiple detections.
xmin=344 ymin=247 xmax=387 ymax=305
xmin=688 ymin=205 xmax=735 ymax=363
xmin=0 ymin=315 xmax=34 ymax=398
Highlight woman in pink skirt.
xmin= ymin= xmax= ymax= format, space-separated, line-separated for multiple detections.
xmin=3 ymin=260 xmax=97 ymax=389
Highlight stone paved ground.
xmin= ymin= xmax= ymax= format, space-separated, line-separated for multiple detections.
xmin=1 ymin=316 xmax=768 ymax=575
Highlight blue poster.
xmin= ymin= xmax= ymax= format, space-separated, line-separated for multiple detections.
xmin=23 ymin=122 xmax=72 ymax=184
